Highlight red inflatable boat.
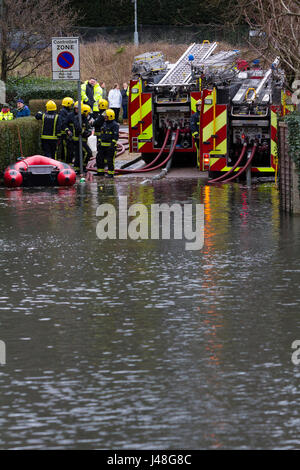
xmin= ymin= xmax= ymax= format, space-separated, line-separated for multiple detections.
xmin=3 ymin=155 xmax=76 ymax=187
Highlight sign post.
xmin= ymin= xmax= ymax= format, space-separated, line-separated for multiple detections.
xmin=52 ymin=37 xmax=83 ymax=174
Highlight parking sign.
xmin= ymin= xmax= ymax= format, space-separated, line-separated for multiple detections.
xmin=52 ymin=37 xmax=80 ymax=80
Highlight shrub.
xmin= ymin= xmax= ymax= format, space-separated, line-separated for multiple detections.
xmin=0 ymin=117 xmax=41 ymax=175
xmin=6 ymin=77 xmax=78 ymax=106
xmin=29 ymin=99 xmax=63 ymax=116
xmin=285 ymin=112 xmax=300 ymax=192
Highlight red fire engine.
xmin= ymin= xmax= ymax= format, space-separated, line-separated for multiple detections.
xmin=127 ymin=42 xmax=294 ymax=181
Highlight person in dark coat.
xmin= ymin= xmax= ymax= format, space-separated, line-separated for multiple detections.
xmin=96 ymin=108 xmax=119 ymax=178
xmin=35 ymin=100 xmax=62 ymax=159
xmin=190 ymin=99 xmax=201 ymax=167
xmin=58 ymin=97 xmax=74 ymax=163
xmin=70 ymin=102 xmax=93 ymax=174
xmin=93 ymin=98 xmax=108 ymax=146
xmin=15 ymin=99 xmax=30 ymax=118
xmin=121 ymin=82 xmax=128 ymax=123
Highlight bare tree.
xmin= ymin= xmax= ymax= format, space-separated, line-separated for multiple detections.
xmin=210 ymin=0 xmax=299 ymax=85
xmin=241 ymin=0 xmax=300 ymax=84
xmin=0 ymin=0 xmax=78 ymax=82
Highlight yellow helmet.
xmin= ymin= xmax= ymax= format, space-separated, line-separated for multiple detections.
xmin=74 ymin=101 xmax=84 ymax=109
xmin=46 ymin=100 xmax=57 ymax=111
xmin=196 ymin=99 xmax=201 ymax=106
xmin=104 ymin=109 xmax=115 ymax=120
xmin=98 ymin=99 xmax=108 ymax=110
xmin=82 ymin=104 xmax=92 ymax=116
xmin=62 ymin=97 xmax=74 ymax=108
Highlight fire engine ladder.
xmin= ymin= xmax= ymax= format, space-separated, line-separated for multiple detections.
xmin=232 ymin=56 xmax=280 ymax=105
xmin=157 ymin=42 xmax=218 ymax=85
xmin=195 ymin=50 xmax=240 ymax=69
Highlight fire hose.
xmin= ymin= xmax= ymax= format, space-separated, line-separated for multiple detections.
xmin=118 ymin=128 xmax=171 ymax=172
xmin=115 ymin=128 xmax=177 ymax=174
xmin=219 ymin=143 xmax=257 ymax=184
xmin=86 ymin=128 xmax=175 ymax=175
xmin=208 ymin=143 xmax=247 ymax=184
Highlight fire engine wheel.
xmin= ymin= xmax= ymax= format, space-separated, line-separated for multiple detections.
xmin=208 ymin=171 xmax=221 ymax=179
xmin=141 ymin=153 xmax=157 ymax=165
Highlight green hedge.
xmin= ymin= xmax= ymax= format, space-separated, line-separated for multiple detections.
xmin=29 ymin=99 xmax=63 ymax=116
xmin=0 ymin=117 xmax=41 ymax=175
xmin=285 ymin=112 xmax=300 ymax=193
xmin=6 ymin=77 xmax=78 ymax=107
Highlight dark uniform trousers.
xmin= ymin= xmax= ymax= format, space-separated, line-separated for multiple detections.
xmin=57 ymin=107 xmax=74 ymax=163
xmin=96 ymin=144 xmax=116 ymax=176
xmin=96 ymin=120 xmax=119 ymax=176
xmin=73 ymin=139 xmax=92 ymax=170
xmin=70 ymin=114 xmax=92 ymax=172
xmin=41 ymin=140 xmax=58 ymax=160
xmin=190 ymin=111 xmax=200 ymax=167
xmin=59 ymin=133 xmax=74 ymax=164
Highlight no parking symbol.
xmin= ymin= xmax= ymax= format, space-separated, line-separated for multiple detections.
xmin=57 ymin=51 xmax=75 ymax=69
xmin=52 ymin=37 xmax=80 ymax=80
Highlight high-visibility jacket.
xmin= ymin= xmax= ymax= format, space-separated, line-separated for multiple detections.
xmin=35 ymin=111 xmax=62 ymax=140
xmin=0 ymin=111 xmax=14 ymax=120
xmin=81 ymin=81 xmax=103 ymax=112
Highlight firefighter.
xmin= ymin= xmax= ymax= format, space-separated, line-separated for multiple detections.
xmin=35 ymin=100 xmax=62 ymax=159
xmin=93 ymin=98 xmax=108 ymax=145
xmin=0 ymin=104 xmax=14 ymax=120
xmin=190 ymin=99 xmax=201 ymax=167
xmin=81 ymin=78 xmax=103 ymax=118
xmin=72 ymin=102 xmax=93 ymax=174
xmin=96 ymin=108 xmax=119 ymax=178
xmin=58 ymin=97 xmax=74 ymax=163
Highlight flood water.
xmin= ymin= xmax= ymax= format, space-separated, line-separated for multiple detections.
xmin=0 ymin=177 xmax=300 ymax=450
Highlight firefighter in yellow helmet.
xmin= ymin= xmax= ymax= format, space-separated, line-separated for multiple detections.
xmin=35 ymin=100 xmax=62 ymax=159
xmin=57 ymin=97 xmax=74 ymax=163
xmin=93 ymin=98 xmax=108 ymax=145
xmin=96 ymin=108 xmax=119 ymax=178
xmin=190 ymin=99 xmax=201 ymax=168
xmin=71 ymin=102 xmax=93 ymax=174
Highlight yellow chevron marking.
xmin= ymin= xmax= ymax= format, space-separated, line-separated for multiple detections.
xmin=137 ymin=97 xmax=153 ymax=150
xmin=131 ymin=80 xmax=141 ymax=103
xmin=217 ymin=166 xmax=275 ymax=173
xmin=191 ymin=96 xmax=198 ymax=113
xmin=203 ymin=109 xmax=227 ymax=154
xmin=202 ymin=104 xmax=214 ymax=142
xmin=141 ymin=98 xmax=152 ymax=118
xmin=131 ymin=108 xmax=140 ymax=128
xmin=210 ymin=158 xmax=274 ymax=172
xmin=256 ymin=167 xmax=275 ymax=172
xmin=271 ymin=110 xmax=277 ymax=158
xmin=138 ymin=124 xmax=153 ymax=150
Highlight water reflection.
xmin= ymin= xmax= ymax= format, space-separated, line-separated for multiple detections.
xmin=0 ymin=180 xmax=300 ymax=450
